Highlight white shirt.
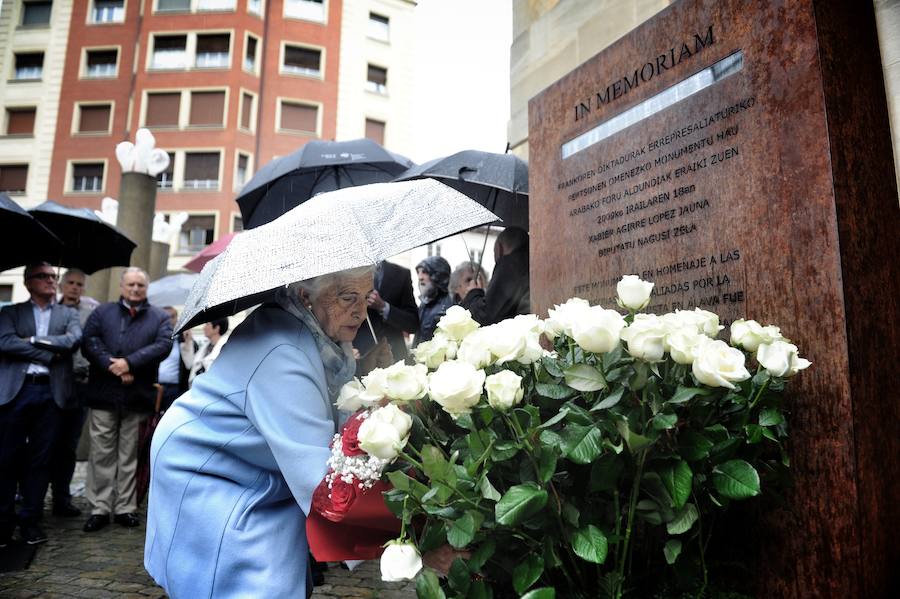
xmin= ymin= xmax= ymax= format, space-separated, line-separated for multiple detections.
xmin=26 ymin=300 xmax=52 ymax=375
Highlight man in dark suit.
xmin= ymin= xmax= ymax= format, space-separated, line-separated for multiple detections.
xmin=0 ymin=262 xmax=81 ymax=546
xmin=353 ymin=261 xmax=419 ymax=362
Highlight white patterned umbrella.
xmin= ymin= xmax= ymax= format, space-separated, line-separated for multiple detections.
xmin=175 ymin=179 xmax=499 ymax=332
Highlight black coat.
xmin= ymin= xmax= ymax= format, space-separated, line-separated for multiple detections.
xmin=354 ymin=261 xmax=419 ymax=361
xmin=414 ymin=291 xmax=454 ymax=347
xmin=461 ymin=248 xmax=530 ymax=325
xmin=83 ymin=299 xmax=173 ymax=413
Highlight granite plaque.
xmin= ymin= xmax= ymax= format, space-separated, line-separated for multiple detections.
xmin=528 ymin=0 xmax=899 ymax=597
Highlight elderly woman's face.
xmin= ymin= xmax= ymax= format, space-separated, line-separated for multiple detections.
xmin=310 ymin=273 xmax=373 ymax=343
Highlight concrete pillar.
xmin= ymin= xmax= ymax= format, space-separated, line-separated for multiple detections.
xmin=84 ymin=268 xmax=111 ymax=303
xmin=109 ymin=172 xmax=157 ymax=298
xmin=149 ymin=241 xmax=170 ymax=281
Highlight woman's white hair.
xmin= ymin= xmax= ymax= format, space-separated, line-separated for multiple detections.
xmin=288 ymin=265 xmax=376 ymax=303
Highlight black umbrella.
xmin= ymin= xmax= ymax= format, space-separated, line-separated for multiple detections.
xmin=394 ymin=151 xmax=529 ymax=273
xmin=0 ymin=193 xmax=63 ymax=272
xmin=29 ymin=200 xmax=136 ymax=274
xmin=393 ymin=149 xmax=529 ymax=231
xmin=236 ymin=138 xmax=414 ymax=229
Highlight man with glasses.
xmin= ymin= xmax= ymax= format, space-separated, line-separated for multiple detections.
xmin=0 ymin=263 xmax=82 ymax=546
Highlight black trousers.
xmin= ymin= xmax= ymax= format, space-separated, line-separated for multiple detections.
xmin=50 ymin=384 xmax=87 ymax=505
xmin=0 ymin=382 xmax=62 ymax=533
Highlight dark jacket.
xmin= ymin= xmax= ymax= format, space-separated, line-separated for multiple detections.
xmin=354 ymin=261 xmax=419 ymax=361
xmin=83 ymin=299 xmax=173 ymax=413
xmin=462 ymin=248 xmax=530 ymax=325
xmin=0 ymin=301 xmax=81 ymax=409
xmin=414 ymin=292 xmax=454 ymax=347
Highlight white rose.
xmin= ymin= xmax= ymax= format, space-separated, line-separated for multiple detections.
xmin=380 ymin=541 xmax=422 ymax=582
xmin=457 ymin=328 xmax=494 ymax=369
xmin=357 ymin=403 xmax=412 ymax=460
xmin=571 ymin=306 xmax=626 ymax=354
xmin=484 ymin=370 xmax=524 ymax=411
xmin=413 ymin=332 xmax=457 ymax=369
xmin=616 ymin=275 xmax=654 ymax=311
xmin=729 ymin=319 xmax=784 ymax=352
xmin=668 ymin=308 xmax=723 ymax=337
xmin=428 ymin=360 xmax=486 ymax=417
xmin=620 ymin=314 xmax=668 ymax=362
xmin=692 ymin=338 xmax=751 ymax=389
xmin=545 ymin=297 xmax=591 ymax=339
xmin=488 ymin=317 xmax=543 ymax=365
xmin=437 ymin=305 xmax=480 ymax=341
xmin=665 ymin=328 xmax=706 ymax=365
xmin=383 ymin=361 xmax=429 ymax=401
xmin=359 ymin=367 xmax=389 ymax=406
xmin=335 ymin=378 xmax=365 ymax=412
xmin=756 ymin=340 xmax=811 ymax=378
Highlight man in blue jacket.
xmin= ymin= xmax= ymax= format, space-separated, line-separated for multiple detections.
xmin=82 ymin=267 xmax=172 ymax=532
xmin=0 ymin=262 xmax=81 ymax=546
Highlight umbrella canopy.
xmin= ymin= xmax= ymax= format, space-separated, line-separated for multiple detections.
xmin=394 ymin=150 xmax=529 ymax=230
xmin=236 ymin=138 xmax=414 ymax=229
xmin=182 ymin=232 xmax=238 ymax=273
xmin=29 ymin=200 xmax=136 ymax=274
xmin=148 ymin=273 xmax=200 ymax=307
xmin=0 ymin=193 xmax=63 ymax=272
xmin=177 ymin=179 xmax=497 ymax=333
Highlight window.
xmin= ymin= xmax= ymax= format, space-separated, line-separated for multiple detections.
xmin=197 ymin=0 xmax=235 ymax=10
xmin=240 ymin=92 xmax=254 ymax=130
xmin=244 ymin=35 xmax=258 ymax=73
xmin=183 ymin=152 xmax=220 ymax=189
xmin=13 ymin=53 xmax=43 ymax=80
xmin=151 ymin=35 xmax=187 ymax=69
xmin=156 ymin=152 xmax=175 ymax=189
xmin=156 ymin=0 xmax=190 ymax=11
xmin=92 ymin=0 xmax=125 ymax=24
xmin=179 ymin=215 xmax=215 ymax=253
xmin=365 ymin=118 xmax=385 ymax=145
xmin=22 ymin=1 xmax=52 ymax=27
xmin=85 ymin=49 xmax=118 ymax=78
xmin=366 ymin=64 xmax=387 ymax=94
xmin=188 ymin=91 xmax=225 ymax=126
xmin=5 ymin=108 xmax=36 ymax=136
xmin=72 ymin=163 xmax=104 ymax=192
xmin=235 ymin=153 xmax=250 ymax=188
xmin=283 ymin=45 xmax=321 ymax=78
xmin=0 ymin=285 xmax=12 ymax=303
xmin=279 ymin=101 xmax=317 ymax=134
xmin=0 ymin=165 xmax=28 ymax=194
xmin=232 ymin=214 xmax=243 ymax=232
xmin=195 ymin=33 xmax=230 ymax=68
xmin=247 ymin=0 xmax=262 ymax=16
xmin=77 ymin=104 xmax=112 ymax=134
xmin=368 ymin=12 xmax=389 ymax=42
xmin=145 ymin=92 xmax=181 ymax=127
xmin=284 ymin=0 xmax=324 ymax=22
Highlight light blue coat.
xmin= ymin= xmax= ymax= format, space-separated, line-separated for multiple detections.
xmin=145 ymin=304 xmax=338 ymax=598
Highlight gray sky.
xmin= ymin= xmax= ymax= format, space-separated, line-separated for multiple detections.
xmin=410 ymin=0 xmax=512 ymax=163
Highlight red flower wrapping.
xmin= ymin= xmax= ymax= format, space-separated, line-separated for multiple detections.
xmin=341 ymin=412 xmax=366 ymax=456
xmin=311 ymin=474 xmax=357 ymax=522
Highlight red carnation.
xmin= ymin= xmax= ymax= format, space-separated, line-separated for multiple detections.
xmin=341 ymin=412 xmax=367 ymax=456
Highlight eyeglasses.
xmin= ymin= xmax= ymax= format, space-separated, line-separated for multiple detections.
xmin=27 ymin=273 xmax=58 ymax=281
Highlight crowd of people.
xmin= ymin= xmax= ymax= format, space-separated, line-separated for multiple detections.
xmin=0 ymin=226 xmax=529 ymax=562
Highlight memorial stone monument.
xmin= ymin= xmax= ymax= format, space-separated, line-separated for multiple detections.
xmin=528 ymin=0 xmax=899 ymax=596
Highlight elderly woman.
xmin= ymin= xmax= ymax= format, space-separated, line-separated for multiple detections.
xmin=144 ymin=267 xmax=380 ymax=598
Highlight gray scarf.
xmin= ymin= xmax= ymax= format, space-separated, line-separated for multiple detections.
xmin=274 ymin=287 xmax=356 ymax=429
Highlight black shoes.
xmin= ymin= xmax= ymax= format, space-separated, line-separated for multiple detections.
xmin=83 ymin=514 xmax=110 ymax=532
xmin=113 ymin=513 xmax=140 ymax=528
xmin=20 ymin=524 xmax=48 ymax=545
xmin=52 ymin=501 xmax=82 ymax=517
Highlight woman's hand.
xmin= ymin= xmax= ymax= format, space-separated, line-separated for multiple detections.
xmin=358 ymin=338 xmax=394 ymax=374
xmin=422 ymin=544 xmax=471 ymax=577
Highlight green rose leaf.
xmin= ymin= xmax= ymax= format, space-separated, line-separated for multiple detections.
xmin=564 ymin=364 xmax=608 ymax=392
xmin=661 ymin=460 xmax=693 ymax=509
xmin=538 ymin=407 xmax=570 ymax=429
xmin=668 ymin=385 xmax=711 ymax=404
xmin=615 ymin=420 xmax=653 ymax=452
xmin=479 ymin=476 xmax=501 ymax=501
xmin=447 ymin=558 xmax=471 ymax=594
xmin=467 ymin=580 xmax=491 ymax=599
xmin=666 ymin=502 xmax=699 ymax=534
xmin=539 ymin=429 xmax=565 ymax=452
xmin=590 ymin=454 xmax=624 ymax=492
xmin=602 ymin=343 xmax=625 ymax=370
xmin=535 ymin=382 xmax=576 ymax=400
xmin=512 ymin=553 xmax=544 ymax=595
xmin=592 ymin=386 xmax=625 ymax=411
xmin=713 ymin=460 xmax=761 ymax=499
xmin=541 ymin=356 xmax=564 ymax=378
xmin=664 ymin=539 xmax=682 ymax=565
xmin=679 ymin=431 xmax=713 ymax=461
xmin=521 ymin=588 xmax=556 ymax=599
xmin=759 ymin=407 xmax=784 ymax=426
xmin=561 ymin=425 xmax=604 ymax=464
xmin=495 ymin=483 xmax=548 ymax=526
xmin=467 ymin=537 xmax=495 ymax=572
xmin=537 ymin=449 xmax=558 ymax=483
xmin=652 ymin=412 xmax=678 ymax=430
xmin=416 ymin=569 xmax=446 ymax=599
xmin=570 ymin=524 xmax=608 ymax=564
xmin=447 ymin=511 xmax=476 ymax=549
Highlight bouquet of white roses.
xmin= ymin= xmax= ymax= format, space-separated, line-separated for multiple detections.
xmin=340 ymin=275 xmax=809 ymax=599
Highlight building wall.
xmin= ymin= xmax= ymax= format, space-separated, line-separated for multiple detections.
xmin=335 ymin=0 xmax=416 ymax=156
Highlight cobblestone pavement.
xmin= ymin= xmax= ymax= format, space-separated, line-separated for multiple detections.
xmin=0 ymin=465 xmax=415 ymax=598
